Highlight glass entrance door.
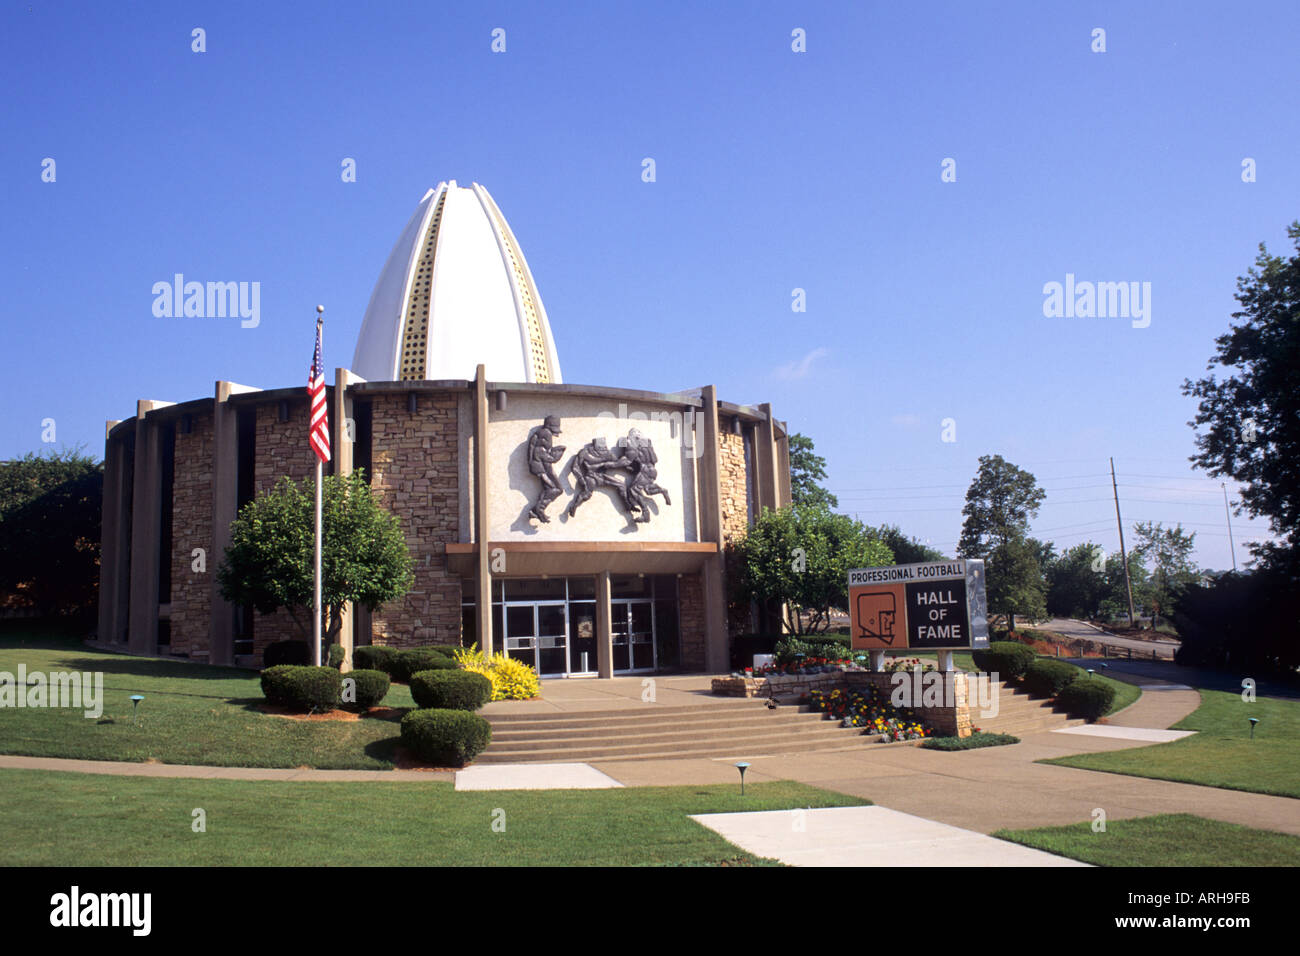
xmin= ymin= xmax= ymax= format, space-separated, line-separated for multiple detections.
xmin=537 ymin=603 xmax=568 ymax=677
xmin=612 ymin=600 xmax=656 ymax=673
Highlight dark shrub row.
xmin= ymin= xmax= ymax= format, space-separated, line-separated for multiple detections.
xmin=261 ymin=665 xmax=342 ymax=711
xmin=1022 ymin=659 xmax=1081 ymax=698
xmin=410 ymin=670 xmax=493 ymax=711
xmin=972 ymin=641 xmax=1037 ymax=681
xmin=353 ymin=645 xmax=459 ymax=682
xmin=400 ymin=709 xmax=492 ymax=766
xmin=342 ymin=669 xmax=391 ymax=709
xmin=921 ymin=732 xmax=1020 ymax=751
xmin=1056 ymin=677 xmax=1116 ymax=722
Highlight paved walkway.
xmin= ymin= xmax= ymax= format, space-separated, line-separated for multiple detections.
xmin=4 ymin=669 xmax=1297 ymax=846
xmin=691 ymin=806 xmax=1089 ymax=867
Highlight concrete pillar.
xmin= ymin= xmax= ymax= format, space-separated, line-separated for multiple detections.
xmin=473 ymin=365 xmax=494 ymax=656
xmin=755 ymin=403 xmax=781 ymax=513
xmin=697 ymin=386 xmax=729 ymax=674
xmin=128 ymin=401 xmax=170 ymax=655
xmin=870 ymin=649 xmax=886 ymax=672
xmin=333 ymin=368 xmax=355 ymax=670
xmin=596 ymin=570 xmax=613 ymax=678
xmin=937 ymin=649 xmax=954 ymax=672
xmin=97 ymin=422 xmax=128 ymax=645
xmin=775 ymin=422 xmax=792 ymax=507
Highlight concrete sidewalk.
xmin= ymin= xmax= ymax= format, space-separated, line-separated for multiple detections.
xmin=691 ymin=806 xmax=1090 ymax=867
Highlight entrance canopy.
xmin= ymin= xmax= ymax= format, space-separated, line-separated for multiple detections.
xmin=445 ymin=541 xmax=717 ymax=577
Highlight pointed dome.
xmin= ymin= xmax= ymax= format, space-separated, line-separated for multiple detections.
xmin=352 ymin=181 xmax=562 ymax=384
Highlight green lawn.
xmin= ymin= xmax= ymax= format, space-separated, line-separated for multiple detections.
xmin=0 ymin=769 xmax=866 ymax=866
xmin=0 ymin=640 xmax=415 ymax=769
xmin=1041 ymin=689 xmax=1300 ymax=798
xmin=994 ymin=813 xmax=1300 ymax=866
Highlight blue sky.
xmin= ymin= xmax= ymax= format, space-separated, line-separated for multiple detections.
xmin=3 ymin=1 xmax=1295 ymax=571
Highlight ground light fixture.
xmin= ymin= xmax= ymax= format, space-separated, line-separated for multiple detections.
xmin=130 ymin=695 xmax=144 ymax=725
xmin=1249 ymin=717 xmax=1260 ymax=740
xmin=735 ymin=762 xmax=750 ymax=795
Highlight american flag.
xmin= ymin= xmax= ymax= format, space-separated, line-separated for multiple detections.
xmin=308 ymin=318 xmax=331 ymax=463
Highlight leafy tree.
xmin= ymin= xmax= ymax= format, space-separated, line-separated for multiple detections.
xmin=871 ymin=524 xmax=948 ymax=563
xmin=218 ymin=470 xmax=414 ymax=650
xmin=788 ymin=433 xmax=839 ymax=509
xmin=732 ymin=503 xmax=892 ymax=634
xmin=1098 ymin=551 xmax=1151 ymax=624
xmin=1131 ymin=521 xmax=1199 ymax=628
xmin=1046 ymin=542 xmax=1107 ymax=619
xmin=985 ymin=536 xmax=1047 ymax=632
xmin=1182 ymin=222 xmax=1300 ymax=575
xmin=956 ymin=455 xmax=1047 ymax=558
xmin=0 ymin=448 xmax=102 ymax=616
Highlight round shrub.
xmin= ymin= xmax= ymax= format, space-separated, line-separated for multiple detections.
xmin=971 ymin=641 xmax=1038 ymax=681
xmin=391 ymin=648 xmax=458 ymax=683
xmin=410 ymin=669 xmax=493 ymax=711
xmin=1022 ymin=659 xmax=1081 ymax=698
xmin=353 ymin=646 xmax=397 ymax=674
xmin=400 ymin=708 xmax=492 ymax=766
xmin=327 ymin=644 xmax=346 ymax=670
xmin=1056 ymin=677 xmax=1116 ymax=722
xmin=260 ymin=665 xmax=342 ymax=712
xmin=263 ymin=640 xmax=310 ymax=667
xmin=341 ymin=668 xmax=390 ymax=709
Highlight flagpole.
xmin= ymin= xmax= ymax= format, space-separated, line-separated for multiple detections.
xmin=313 ymin=307 xmax=324 ymax=667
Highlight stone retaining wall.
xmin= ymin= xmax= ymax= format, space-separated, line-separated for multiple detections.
xmin=712 ymin=667 xmax=973 ymax=737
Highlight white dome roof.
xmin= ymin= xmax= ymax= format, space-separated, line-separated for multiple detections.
xmin=352 ymin=181 xmax=562 ymax=384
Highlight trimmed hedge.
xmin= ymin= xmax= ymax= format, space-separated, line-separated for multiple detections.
xmin=921 ymin=732 xmax=1020 ymax=751
xmin=260 ymin=665 xmax=342 ymax=712
xmin=390 ymin=649 xmax=458 ymax=683
xmin=1022 ymin=659 xmax=1081 ymax=698
xmin=327 ymin=644 xmax=345 ymax=669
xmin=353 ymin=646 xmax=458 ymax=682
xmin=1056 ymin=677 xmax=1116 ymax=722
xmin=971 ymin=641 xmax=1037 ymax=681
xmin=341 ymin=669 xmax=391 ymax=709
xmin=353 ymin=646 xmax=397 ymax=674
xmin=400 ymin=708 xmax=492 ymax=766
xmin=263 ymin=640 xmax=310 ymax=667
xmin=410 ymin=669 xmax=493 ymax=711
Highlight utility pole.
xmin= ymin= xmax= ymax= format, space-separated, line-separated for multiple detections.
xmin=1110 ymin=457 xmax=1136 ymax=628
xmin=1222 ymin=483 xmax=1237 ymax=572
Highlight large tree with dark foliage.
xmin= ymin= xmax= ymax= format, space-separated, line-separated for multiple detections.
xmin=1182 ymin=221 xmax=1300 ymax=577
xmin=0 ymin=448 xmax=102 ymax=616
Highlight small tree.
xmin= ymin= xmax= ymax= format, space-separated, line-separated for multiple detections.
xmin=985 ymin=536 xmax=1047 ymax=632
xmin=956 ymin=455 xmax=1047 ymax=558
xmin=218 ymin=470 xmax=414 ymax=648
xmin=1131 ymin=521 xmax=1198 ymax=628
xmin=732 ymin=503 xmax=893 ymax=634
xmin=873 ymin=523 xmax=949 ymax=563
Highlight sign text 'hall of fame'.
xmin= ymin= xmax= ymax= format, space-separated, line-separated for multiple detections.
xmin=847 ymin=560 xmax=990 ymax=651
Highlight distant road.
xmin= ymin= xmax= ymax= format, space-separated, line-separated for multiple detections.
xmin=1036 ymin=618 xmax=1180 ymax=661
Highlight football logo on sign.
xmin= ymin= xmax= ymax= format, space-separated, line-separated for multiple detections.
xmin=856 ymin=591 xmax=898 ymax=644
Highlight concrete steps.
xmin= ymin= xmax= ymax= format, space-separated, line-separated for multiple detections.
xmin=478 ymin=701 xmax=869 ymax=764
xmin=971 ymin=683 xmax=1086 ymax=737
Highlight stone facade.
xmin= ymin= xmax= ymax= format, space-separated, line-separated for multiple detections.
xmin=168 ymin=413 xmax=213 ymax=658
xmin=249 ymin=401 xmax=319 ymax=655
xmin=678 ymin=570 xmax=706 ymax=670
xmin=717 ymin=428 xmax=749 ymax=545
xmin=368 ymin=392 xmax=462 ymax=648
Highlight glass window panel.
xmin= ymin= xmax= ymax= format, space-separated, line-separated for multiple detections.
xmin=567 ymin=576 xmax=596 ymax=600
xmin=611 ymin=575 xmax=651 ymax=599
xmin=504 ymin=578 xmax=567 ymax=601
